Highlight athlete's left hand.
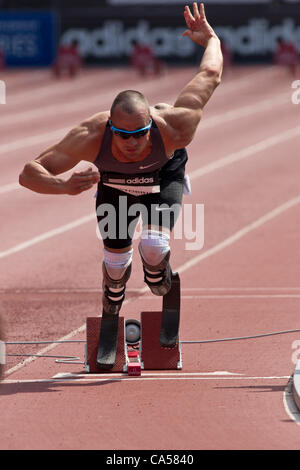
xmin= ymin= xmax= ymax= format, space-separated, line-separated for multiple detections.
xmin=182 ymin=3 xmax=218 ymax=48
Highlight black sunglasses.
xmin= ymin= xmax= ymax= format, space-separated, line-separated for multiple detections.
xmin=109 ymin=119 xmax=152 ymax=140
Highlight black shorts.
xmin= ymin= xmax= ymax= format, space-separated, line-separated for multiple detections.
xmin=96 ymin=148 xmax=188 ymax=249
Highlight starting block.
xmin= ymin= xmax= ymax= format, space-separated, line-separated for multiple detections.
xmin=85 ymin=312 xmax=182 ymax=375
xmin=85 ymin=316 xmax=126 ymax=373
xmin=85 ymin=272 xmax=182 ymax=375
xmin=140 ymin=311 xmax=182 ymax=370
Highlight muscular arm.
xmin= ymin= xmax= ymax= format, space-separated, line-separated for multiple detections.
xmin=19 ymin=117 xmax=103 ymax=195
xmin=159 ymin=3 xmax=223 ymax=152
xmin=174 ymin=36 xmax=222 ymax=112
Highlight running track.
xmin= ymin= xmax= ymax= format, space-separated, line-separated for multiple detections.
xmin=1 ymin=65 xmax=300 ymax=450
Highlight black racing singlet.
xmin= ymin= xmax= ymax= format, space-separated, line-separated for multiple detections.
xmin=93 ymin=119 xmax=172 ymax=196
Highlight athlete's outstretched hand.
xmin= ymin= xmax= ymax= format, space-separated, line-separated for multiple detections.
xmin=65 ymin=167 xmax=100 ymax=195
xmin=183 ymin=3 xmax=218 ymax=48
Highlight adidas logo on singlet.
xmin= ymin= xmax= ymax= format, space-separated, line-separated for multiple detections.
xmin=125 ymin=176 xmax=154 ymax=185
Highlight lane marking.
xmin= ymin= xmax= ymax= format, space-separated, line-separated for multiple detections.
xmin=1 ymin=286 xmax=300 ymax=294
xmin=0 ymin=182 xmax=19 ymax=194
xmin=1 ymin=375 xmax=290 ymax=385
xmin=53 ymin=371 xmax=244 ymax=378
xmin=5 ymin=69 xmax=114 ymax=106
xmin=189 ymin=125 xmax=300 ymax=181
xmin=200 ymin=92 xmax=288 ymax=130
xmin=0 ymin=214 xmax=95 ymax=260
xmin=140 ymin=294 xmax=300 ymax=300
xmin=177 ymin=195 xmax=300 ymax=276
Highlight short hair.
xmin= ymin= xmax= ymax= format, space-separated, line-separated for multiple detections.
xmin=110 ymin=90 xmax=149 ymax=116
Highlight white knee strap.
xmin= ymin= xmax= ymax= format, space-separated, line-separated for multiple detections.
xmin=103 ymin=248 xmax=133 ymax=281
xmin=138 ymin=229 xmax=170 ymax=266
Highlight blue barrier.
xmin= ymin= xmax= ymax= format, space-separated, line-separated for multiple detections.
xmin=0 ymin=11 xmax=57 ymax=66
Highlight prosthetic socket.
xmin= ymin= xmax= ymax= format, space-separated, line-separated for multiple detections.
xmin=102 ymin=230 xmax=172 ymax=315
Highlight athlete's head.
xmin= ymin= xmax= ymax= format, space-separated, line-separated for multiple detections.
xmin=109 ymin=90 xmax=152 ymax=160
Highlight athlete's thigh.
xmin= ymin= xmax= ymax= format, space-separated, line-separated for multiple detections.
xmin=139 ymin=178 xmax=184 ymax=231
xmin=95 ymin=182 xmax=140 ymax=249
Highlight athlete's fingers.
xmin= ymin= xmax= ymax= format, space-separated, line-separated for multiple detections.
xmin=193 ymin=2 xmax=200 ymax=20
xmin=200 ymin=3 xmax=206 ymax=20
xmin=78 ymin=167 xmax=93 ymax=175
xmin=72 ymin=172 xmax=99 ymax=182
xmin=80 ymin=183 xmax=94 ymax=192
xmin=76 ymin=168 xmax=97 ymax=177
xmin=184 ymin=5 xmax=194 ymax=28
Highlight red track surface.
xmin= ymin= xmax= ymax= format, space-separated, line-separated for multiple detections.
xmin=1 ymin=65 xmax=300 ymax=450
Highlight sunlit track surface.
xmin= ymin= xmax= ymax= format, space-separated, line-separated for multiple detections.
xmin=1 ymin=65 xmax=300 ymax=450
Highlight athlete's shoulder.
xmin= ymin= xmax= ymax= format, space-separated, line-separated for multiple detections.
xmin=59 ymin=111 xmax=109 ymax=163
xmin=80 ymin=111 xmax=110 ymax=136
xmin=151 ymin=103 xmax=201 ymax=152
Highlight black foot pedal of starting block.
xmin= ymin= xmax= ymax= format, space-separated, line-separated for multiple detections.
xmin=96 ymin=311 xmax=119 ymax=369
xmin=160 ymin=272 xmax=180 ymax=348
xmin=85 ymin=315 xmax=126 ymax=373
xmin=141 ymin=311 xmax=182 ymax=370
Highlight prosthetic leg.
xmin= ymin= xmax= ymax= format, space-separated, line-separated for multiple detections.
xmin=139 ymin=245 xmax=180 ymax=348
xmin=97 ymin=262 xmax=131 ymax=369
xmin=138 ymin=245 xmax=172 ymax=297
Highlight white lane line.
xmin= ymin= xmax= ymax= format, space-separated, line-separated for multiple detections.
xmin=53 ymin=371 xmax=243 ymax=378
xmin=200 ymin=92 xmax=288 ymax=130
xmin=189 ymin=125 xmax=300 ymax=181
xmin=0 ymin=214 xmax=95 ymax=260
xmin=179 ymin=287 xmax=300 ymax=291
xmin=0 ymin=182 xmax=19 ymax=194
xmin=1 ymin=375 xmax=290 ymax=385
xmin=1 ymin=193 xmax=300 ymax=268
xmin=1 ymin=287 xmax=300 ymax=294
xmin=176 ymin=195 xmax=300 ymax=275
xmin=0 ymin=127 xmax=71 ymax=157
xmin=5 ymin=69 xmax=112 ymax=106
xmin=4 ymin=195 xmax=300 ymax=378
xmin=139 ymin=294 xmax=300 ymax=300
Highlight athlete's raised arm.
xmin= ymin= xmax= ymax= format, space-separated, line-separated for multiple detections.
xmin=175 ymin=3 xmax=222 ymax=110
xmin=158 ymin=3 xmax=223 ymax=151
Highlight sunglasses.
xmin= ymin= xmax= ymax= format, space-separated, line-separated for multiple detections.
xmin=109 ymin=118 xmax=152 ymax=140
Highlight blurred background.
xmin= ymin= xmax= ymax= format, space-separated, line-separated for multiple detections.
xmin=0 ymin=0 xmax=299 ymax=72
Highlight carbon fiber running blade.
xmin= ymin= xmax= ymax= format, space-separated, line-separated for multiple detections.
xmin=160 ymin=272 xmax=181 ymax=348
xmin=97 ymin=312 xmax=119 ymax=369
